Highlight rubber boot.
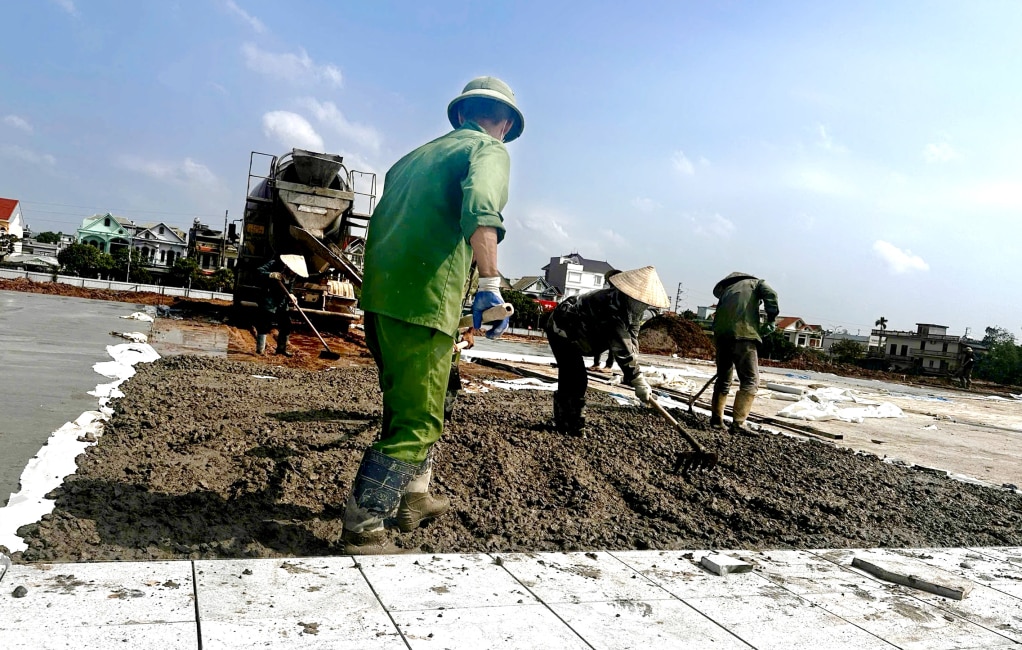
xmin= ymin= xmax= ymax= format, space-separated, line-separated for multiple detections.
xmin=275 ymin=334 xmax=293 ymax=357
xmin=255 ymin=334 xmax=267 ymax=355
xmin=730 ymin=390 xmax=757 ymax=435
xmin=396 ymin=452 xmax=450 ymax=533
xmin=341 ymin=449 xmax=421 ymax=555
xmin=709 ymin=389 xmax=727 ymax=428
xmin=553 ymin=392 xmax=585 ymax=436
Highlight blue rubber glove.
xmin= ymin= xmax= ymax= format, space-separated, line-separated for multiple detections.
xmin=472 ymin=277 xmax=510 ymax=339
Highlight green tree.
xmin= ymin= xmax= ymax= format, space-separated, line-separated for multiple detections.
xmin=112 ymin=246 xmax=148 ymax=281
xmin=976 ymin=326 xmax=1022 ymax=386
xmin=57 ymin=243 xmax=103 ymax=276
xmin=211 ymin=267 xmax=235 ymax=292
xmin=982 ymin=326 xmax=1016 ymax=347
xmin=760 ymin=328 xmax=797 ymax=362
xmin=35 ymin=231 xmax=62 ymax=244
xmin=830 ymin=339 xmax=865 ymax=363
xmin=0 ymin=232 xmax=19 ymax=259
xmin=169 ymin=257 xmax=201 ymax=287
xmin=503 ymin=289 xmax=543 ymax=329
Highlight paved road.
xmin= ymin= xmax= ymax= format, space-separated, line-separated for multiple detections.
xmin=0 ymin=290 xmax=148 ymax=505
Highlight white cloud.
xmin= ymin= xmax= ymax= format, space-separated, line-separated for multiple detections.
xmin=599 ymin=228 xmax=629 ymax=248
xmin=224 ymin=0 xmax=265 ymax=33
xmin=3 ymin=115 xmax=33 ymax=133
xmin=50 ymin=0 xmax=78 ymax=16
xmin=872 ymin=240 xmax=929 ymax=273
xmin=117 ymin=155 xmax=220 ymax=188
xmin=262 ymin=111 xmax=325 ymax=151
xmin=816 ymin=124 xmax=847 ymax=153
xmin=692 ymin=213 xmax=735 ymax=238
xmin=672 ymin=150 xmax=695 ymax=175
xmin=298 ymin=98 xmax=381 ymax=153
xmin=790 ymin=168 xmax=853 ymax=196
xmin=630 ymin=197 xmax=660 ymax=212
xmin=1 ymin=145 xmax=56 ymax=166
xmin=242 ymin=43 xmax=342 ymax=87
xmin=923 ymin=141 xmax=957 ymax=163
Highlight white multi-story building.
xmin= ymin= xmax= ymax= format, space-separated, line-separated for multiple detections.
xmin=542 ymin=253 xmax=615 ymax=300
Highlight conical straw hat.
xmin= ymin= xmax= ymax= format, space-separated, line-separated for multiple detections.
xmin=280 ymin=254 xmax=309 ymax=278
xmin=608 ymin=266 xmax=669 ymax=309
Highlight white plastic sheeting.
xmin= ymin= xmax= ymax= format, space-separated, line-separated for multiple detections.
xmin=0 ymin=342 xmax=160 ymax=552
xmin=484 ymin=377 xmax=556 ymax=392
xmin=120 ymin=311 xmax=155 ymax=322
xmin=777 ymin=398 xmax=903 ymax=423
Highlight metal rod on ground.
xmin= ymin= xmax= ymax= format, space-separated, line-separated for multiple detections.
xmin=277 ymin=278 xmax=341 ymax=360
xmin=688 ymin=373 xmax=717 ymax=414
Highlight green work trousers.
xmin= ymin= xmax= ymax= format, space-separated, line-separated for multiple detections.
xmin=364 ymin=312 xmax=454 ymax=464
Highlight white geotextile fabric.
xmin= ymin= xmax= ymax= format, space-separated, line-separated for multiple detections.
xmin=485 ymin=377 xmax=556 ymax=391
xmin=0 ymin=340 xmax=160 ymax=552
xmin=120 ymin=311 xmax=155 ymax=322
xmin=777 ymin=398 xmax=903 ymax=423
xmin=110 ymin=331 xmax=148 ymax=343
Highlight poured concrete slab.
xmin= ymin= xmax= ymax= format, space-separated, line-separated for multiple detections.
xmin=194 ymin=556 xmax=404 ymax=649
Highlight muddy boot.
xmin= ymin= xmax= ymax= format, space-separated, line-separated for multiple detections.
xmin=396 ymin=452 xmax=450 ymax=533
xmin=274 ymin=334 xmax=293 ymax=357
xmin=729 ymin=390 xmax=757 ymax=436
xmin=709 ymin=389 xmax=727 ymax=428
xmin=553 ymin=392 xmax=585 ymax=436
xmin=341 ymin=449 xmax=421 ymax=555
xmin=255 ymin=334 xmax=267 ymax=355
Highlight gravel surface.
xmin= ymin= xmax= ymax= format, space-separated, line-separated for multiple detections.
xmin=10 ymin=355 xmax=1022 ymax=562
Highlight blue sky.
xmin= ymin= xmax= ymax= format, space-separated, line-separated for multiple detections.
xmin=2 ymin=1 xmax=1020 ymax=339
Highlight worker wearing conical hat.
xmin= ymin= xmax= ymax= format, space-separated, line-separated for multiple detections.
xmin=545 ymin=266 xmax=670 ymax=436
xmin=710 ymin=271 xmax=779 ymax=434
xmin=343 ymin=76 xmax=525 ymax=555
xmin=255 ymin=254 xmax=308 ymax=357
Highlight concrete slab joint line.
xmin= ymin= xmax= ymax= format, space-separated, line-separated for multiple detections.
xmin=852 ymin=556 xmax=973 ymax=600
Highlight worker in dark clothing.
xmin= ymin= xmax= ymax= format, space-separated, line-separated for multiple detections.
xmin=255 ymin=254 xmax=308 ymax=357
xmin=588 ymin=271 xmax=621 ymax=373
xmin=545 ymin=266 xmax=670 ymax=435
xmin=958 ymin=346 xmax=975 ymax=389
xmin=710 ymin=272 xmax=779 ymax=434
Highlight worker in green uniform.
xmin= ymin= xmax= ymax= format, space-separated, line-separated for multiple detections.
xmin=341 ymin=76 xmax=525 ymax=554
xmin=710 ymin=271 xmax=779 ymax=434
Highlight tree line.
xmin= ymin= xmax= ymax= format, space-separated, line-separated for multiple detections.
xmin=55 ymin=242 xmax=234 ymax=291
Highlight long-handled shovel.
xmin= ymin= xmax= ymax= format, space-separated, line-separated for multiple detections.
xmin=278 ymin=279 xmax=342 ymax=360
xmin=648 ymin=398 xmax=719 ymax=473
xmin=688 ymin=373 xmax=718 ymax=414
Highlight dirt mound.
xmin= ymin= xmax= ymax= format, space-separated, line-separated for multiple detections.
xmin=0 ymin=277 xmax=229 ymax=308
xmin=639 ymin=314 xmax=714 ymax=359
xmin=10 ymin=355 xmax=1021 ymax=562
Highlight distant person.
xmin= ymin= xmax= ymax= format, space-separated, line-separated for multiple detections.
xmin=545 ymin=266 xmax=670 ymax=436
xmin=709 ymin=272 xmax=779 ymax=434
xmin=958 ymin=346 xmax=975 ymax=389
xmin=255 ymin=254 xmax=307 ymax=357
xmin=341 ymin=76 xmax=524 ymax=555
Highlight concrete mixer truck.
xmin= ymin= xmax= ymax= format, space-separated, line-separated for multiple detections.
xmin=233 ymin=149 xmax=376 ymax=334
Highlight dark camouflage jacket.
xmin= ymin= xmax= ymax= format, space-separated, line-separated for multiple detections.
xmin=548 ymin=287 xmax=645 ymax=384
xmin=257 ymin=259 xmax=295 ymax=314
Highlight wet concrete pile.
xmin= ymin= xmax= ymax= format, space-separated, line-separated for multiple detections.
xmin=11 ymin=355 xmax=1022 ymax=562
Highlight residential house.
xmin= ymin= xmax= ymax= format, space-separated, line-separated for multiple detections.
xmin=76 ymin=213 xmax=133 ymax=255
xmin=511 ymin=275 xmax=560 ymax=300
xmin=542 ymin=253 xmax=615 ymax=300
xmin=0 ymin=197 xmax=26 ymax=253
xmin=188 ymin=218 xmax=240 ymax=275
xmin=775 ymin=316 xmax=825 ymax=349
xmin=871 ymin=322 xmax=965 ymax=375
xmin=132 ymin=222 xmax=188 ymax=273
xmin=21 ymin=231 xmax=74 ymax=257
xmin=821 ymin=330 xmax=870 ymax=353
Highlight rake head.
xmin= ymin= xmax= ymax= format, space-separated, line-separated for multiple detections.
xmin=673 ymin=450 xmax=719 ymax=474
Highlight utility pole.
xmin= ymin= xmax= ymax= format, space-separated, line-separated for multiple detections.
xmin=221 ymin=209 xmax=228 ymax=269
xmin=673 ymin=282 xmax=685 ymax=314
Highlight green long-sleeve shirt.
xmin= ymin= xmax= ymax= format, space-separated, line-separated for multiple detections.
xmin=360 ymin=121 xmax=509 ymax=335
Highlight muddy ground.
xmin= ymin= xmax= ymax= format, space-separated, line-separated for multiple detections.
xmin=10 ymin=353 xmax=1022 ymax=563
